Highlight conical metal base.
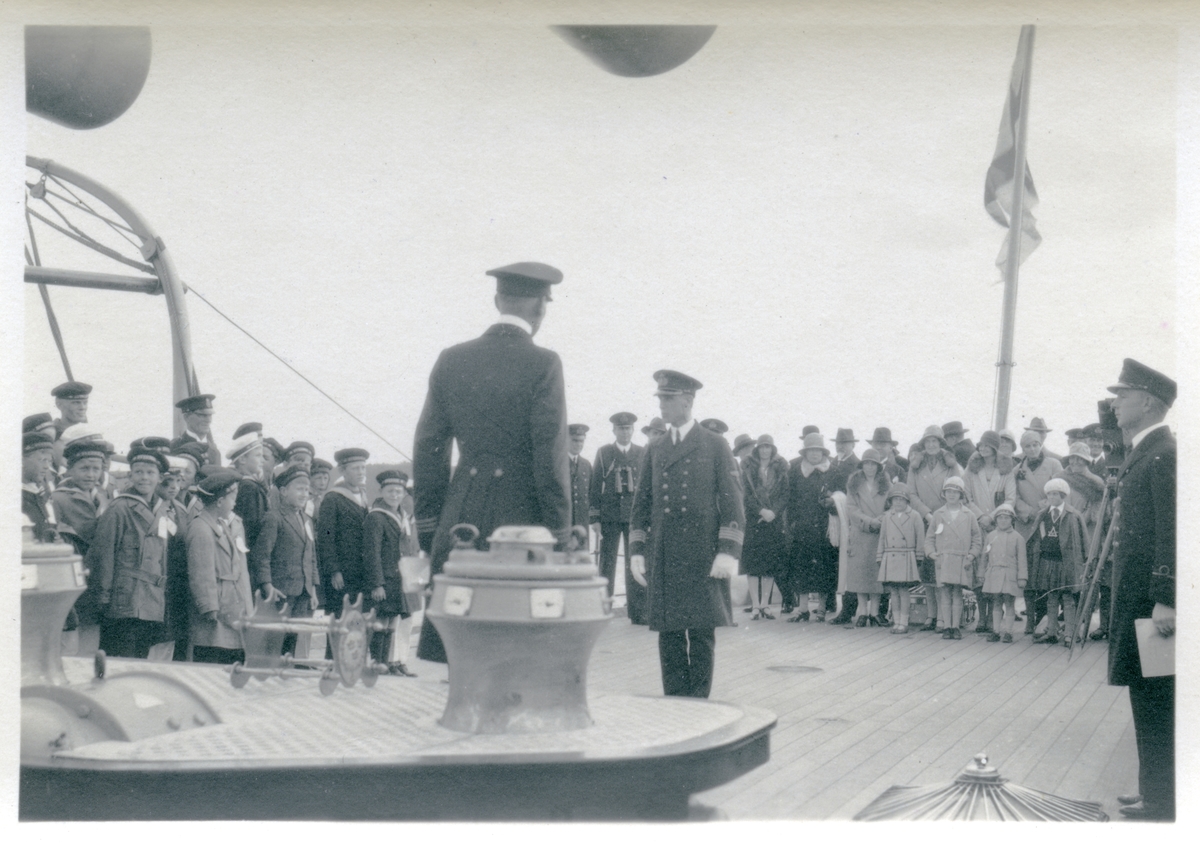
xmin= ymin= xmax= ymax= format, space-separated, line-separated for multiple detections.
xmin=854 ymin=754 xmax=1109 ymax=821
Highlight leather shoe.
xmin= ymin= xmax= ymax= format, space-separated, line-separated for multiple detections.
xmin=1119 ymin=804 xmax=1173 ymax=821
xmin=1117 ymin=794 xmax=1143 ymax=806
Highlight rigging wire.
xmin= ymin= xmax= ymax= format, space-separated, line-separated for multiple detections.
xmin=186 ymin=285 xmax=411 ymax=461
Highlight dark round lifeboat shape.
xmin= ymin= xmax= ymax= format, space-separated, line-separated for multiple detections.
xmin=26 ymin=25 xmax=152 ymax=129
xmin=552 ymin=25 xmax=716 ymax=77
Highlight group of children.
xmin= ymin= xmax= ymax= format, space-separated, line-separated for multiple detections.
xmin=876 ymin=475 xmax=1088 ymax=642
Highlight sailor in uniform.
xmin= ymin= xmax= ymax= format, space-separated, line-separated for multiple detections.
xmin=589 ymin=411 xmax=646 ymax=611
xmin=413 ymin=262 xmax=571 ymax=663
xmin=22 ymin=431 xmax=59 ymax=542
xmin=50 ymin=381 xmax=91 ymax=469
xmin=567 ymin=424 xmax=593 ymax=542
xmin=170 ymin=394 xmax=222 ymax=468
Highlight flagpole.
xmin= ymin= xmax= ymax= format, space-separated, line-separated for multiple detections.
xmin=994 ymin=24 xmax=1035 ymax=432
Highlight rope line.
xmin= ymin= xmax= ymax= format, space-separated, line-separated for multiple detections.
xmin=187 ymin=285 xmax=411 ymax=461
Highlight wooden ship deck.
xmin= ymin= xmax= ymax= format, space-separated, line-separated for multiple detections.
xmin=407 ymin=600 xmax=1135 ymax=821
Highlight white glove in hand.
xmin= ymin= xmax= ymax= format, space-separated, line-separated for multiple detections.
xmin=709 ymin=552 xmax=738 ymax=579
xmin=630 ymin=555 xmax=647 ymax=586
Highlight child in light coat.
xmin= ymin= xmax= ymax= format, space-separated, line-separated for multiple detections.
xmin=981 ymin=503 xmax=1027 ymax=642
xmin=924 ymin=476 xmax=983 ymax=639
xmin=876 ymin=484 xmax=925 ymax=634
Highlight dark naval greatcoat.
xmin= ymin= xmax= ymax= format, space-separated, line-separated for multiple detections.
xmin=414 ymin=322 xmax=571 ymax=560
xmin=568 ymin=454 xmax=593 ymax=528
xmin=629 ymin=424 xmax=745 ymax=631
xmin=413 ymin=322 xmax=571 ymax=661
xmin=1108 ymin=426 xmax=1175 ymax=687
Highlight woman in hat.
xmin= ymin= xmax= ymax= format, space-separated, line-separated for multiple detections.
xmin=843 ymin=449 xmax=890 ymax=626
xmin=907 ymin=425 xmax=962 ymax=631
xmin=363 ymin=470 xmax=418 ymax=676
xmin=923 ymin=476 xmax=982 ymax=639
xmin=962 ymin=430 xmax=1016 ymax=634
xmin=875 ymin=484 xmax=924 ymax=634
xmin=980 ymin=503 xmax=1027 ymax=642
xmin=1012 ymin=430 xmax=1063 ymax=635
xmin=785 ymin=432 xmax=839 ymax=622
xmin=740 ymin=435 xmax=790 ymax=620
xmin=186 ymin=469 xmax=254 ymax=664
xmin=1057 ymin=443 xmax=1106 ymax=538
xmin=1025 ymin=478 xmax=1088 ymax=646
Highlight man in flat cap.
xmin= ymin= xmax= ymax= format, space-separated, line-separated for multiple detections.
xmin=171 ymin=394 xmax=222 ymax=468
xmin=413 ymin=263 xmax=571 ymax=663
xmin=317 ymin=447 xmax=372 ymax=628
xmin=590 ymin=411 xmax=646 ymax=617
xmin=85 ymin=448 xmax=172 ymax=659
xmin=566 ymin=424 xmax=593 ymax=542
xmin=644 ymin=417 xmax=669 ymax=447
xmin=828 ymin=428 xmax=861 ymax=493
xmin=1104 ymin=359 xmax=1176 ymax=820
xmin=942 ymin=422 xmax=976 ymax=470
xmin=629 ymin=370 xmax=745 ymax=698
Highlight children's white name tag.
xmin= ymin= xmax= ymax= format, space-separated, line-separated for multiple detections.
xmin=235 ymin=536 xmax=249 ymax=553
xmin=985 ymin=544 xmax=991 ymax=553
xmin=158 ymin=518 xmax=176 ymax=539
xmin=935 ymin=523 xmax=944 ymax=534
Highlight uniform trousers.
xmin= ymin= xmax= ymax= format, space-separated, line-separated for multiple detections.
xmin=192 ymin=645 xmax=245 ymax=665
xmin=597 ymin=521 xmax=628 ymax=596
xmin=281 ymin=592 xmax=314 ymax=657
xmin=99 ymin=618 xmax=167 ymax=659
xmin=1128 ymin=675 xmax=1174 ymax=816
xmin=658 ymin=628 xmax=716 ymax=698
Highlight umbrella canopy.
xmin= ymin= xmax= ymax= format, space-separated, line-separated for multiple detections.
xmin=854 ymin=754 xmax=1109 ymax=821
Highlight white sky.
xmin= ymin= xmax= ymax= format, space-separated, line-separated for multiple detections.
xmin=8 ymin=5 xmax=1181 ymax=465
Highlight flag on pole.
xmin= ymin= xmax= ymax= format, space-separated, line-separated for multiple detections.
xmin=984 ymin=31 xmax=1040 ymax=275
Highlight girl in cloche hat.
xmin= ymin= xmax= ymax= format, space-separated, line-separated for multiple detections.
xmin=923 ymin=476 xmax=983 ymax=640
xmin=979 ymin=504 xmax=1027 ymax=643
xmin=875 ymin=484 xmax=924 ymax=634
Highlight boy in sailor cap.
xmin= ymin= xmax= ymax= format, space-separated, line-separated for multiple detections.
xmin=252 ymin=465 xmax=320 ymax=658
xmin=363 ymin=471 xmax=418 ymax=676
xmin=185 ymin=469 xmax=253 ymax=664
xmin=629 ymin=370 xmax=745 ymax=698
xmin=22 ymin=431 xmax=59 ymax=542
xmin=85 ymin=447 xmax=172 ymax=659
xmin=317 ymin=448 xmax=372 ymax=629
xmin=228 ymin=432 xmax=271 ymax=556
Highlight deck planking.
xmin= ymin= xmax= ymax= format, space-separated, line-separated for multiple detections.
xmin=459 ymin=598 xmax=1138 ymax=821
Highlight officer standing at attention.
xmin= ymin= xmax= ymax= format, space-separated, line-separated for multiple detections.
xmin=629 ymin=370 xmax=745 ymax=698
xmin=413 ymin=262 xmax=571 ymax=663
xmin=567 ymin=424 xmax=593 ymax=541
xmin=1105 ymin=359 xmax=1176 ymax=821
xmin=170 ymin=394 xmax=222 ymax=468
xmin=589 ymin=411 xmax=645 ymax=608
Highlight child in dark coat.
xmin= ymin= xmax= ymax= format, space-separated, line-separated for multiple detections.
xmin=363 ymin=471 xmax=416 ymax=676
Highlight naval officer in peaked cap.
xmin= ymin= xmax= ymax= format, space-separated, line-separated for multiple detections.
xmin=413 ymin=262 xmax=572 ymax=663
xmin=1104 ymin=358 xmax=1176 ymax=820
xmin=590 ymin=411 xmax=645 ymax=613
xmin=566 ymin=424 xmax=593 ymax=539
xmin=170 ymin=394 xmax=222 ymax=468
xmin=629 ymin=370 xmax=746 ymax=698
